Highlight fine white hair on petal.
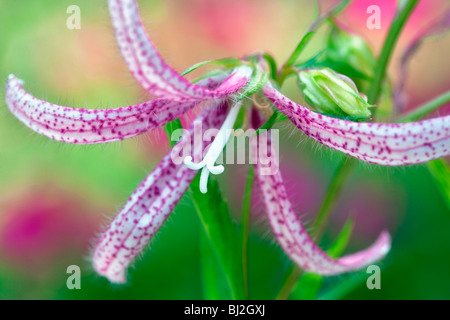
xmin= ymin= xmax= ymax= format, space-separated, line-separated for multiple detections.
xmin=107 ymin=0 xmax=252 ymax=100
xmin=252 ymin=131 xmax=391 ymax=275
xmin=92 ymin=101 xmax=230 ymax=283
xmin=5 ymin=74 xmax=228 ymax=145
xmin=263 ymin=83 xmax=450 ymax=166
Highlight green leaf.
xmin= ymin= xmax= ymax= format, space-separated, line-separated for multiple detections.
xmin=181 ymin=57 xmax=242 ymax=76
xmin=241 ymin=164 xmax=255 ymax=297
xmin=164 ymin=119 xmax=246 ymax=299
xmin=192 ymin=69 xmax=226 ymax=83
xmin=252 ymin=109 xmax=288 ymax=137
xmin=164 ymin=118 xmax=183 ymax=147
xmin=233 ymin=106 xmax=246 ymax=130
xmin=290 ymin=272 xmax=323 ymax=300
xmin=262 ymin=52 xmax=278 ymax=80
xmin=285 ymin=31 xmax=315 ymax=68
xmin=327 ymin=218 xmax=355 ymax=258
xmin=200 ymin=230 xmax=233 ymax=299
xmin=278 ymin=32 xmax=315 ymax=85
xmin=189 ymin=176 xmax=246 ymax=300
xmin=280 ymin=0 xmax=352 ymax=81
xmin=318 ymin=113 xmax=371 ymax=122
xmin=294 ymin=50 xmax=326 ymax=70
xmin=312 ymin=59 xmax=372 ymax=85
xmin=317 ymin=271 xmax=367 ymax=300
xmin=426 ymin=159 xmax=450 ymax=211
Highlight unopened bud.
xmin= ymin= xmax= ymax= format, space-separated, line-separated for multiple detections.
xmin=326 ymin=27 xmax=376 ymax=80
xmin=298 ymin=68 xmax=372 ymax=119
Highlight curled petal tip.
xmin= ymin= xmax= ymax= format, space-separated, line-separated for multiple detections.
xmin=379 ymin=231 xmax=392 ymax=254
xmin=7 ymin=74 xmax=23 ymax=86
xmin=338 ymin=230 xmax=391 ymax=268
xmin=253 ymin=132 xmax=392 ymax=276
xmin=94 ymin=262 xmax=126 ymax=284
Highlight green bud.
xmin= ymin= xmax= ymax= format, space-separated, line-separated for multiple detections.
xmin=326 ymin=27 xmax=376 ymax=81
xmin=298 ymin=68 xmax=372 ymax=119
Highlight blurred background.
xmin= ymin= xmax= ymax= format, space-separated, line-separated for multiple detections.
xmin=0 ymin=0 xmax=449 ymax=299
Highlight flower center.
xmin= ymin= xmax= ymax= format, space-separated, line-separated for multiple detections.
xmin=184 ymin=102 xmax=242 ymax=193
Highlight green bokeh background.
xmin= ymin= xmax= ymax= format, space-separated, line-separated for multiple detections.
xmin=0 ymin=0 xmax=449 ymax=299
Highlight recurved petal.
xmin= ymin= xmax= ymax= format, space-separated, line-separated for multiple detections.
xmin=108 ymin=0 xmax=252 ymax=100
xmin=263 ymin=83 xmax=450 ymax=166
xmin=92 ymin=101 xmax=229 ymax=283
xmin=5 ymin=74 xmax=224 ymax=144
xmin=252 ymin=131 xmax=391 ymax=275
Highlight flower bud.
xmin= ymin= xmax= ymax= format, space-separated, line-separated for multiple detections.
xmin=298 ymin=68 xmax=372 ymax=119
xmin=326 ymin=27 xmax=376 ymax=81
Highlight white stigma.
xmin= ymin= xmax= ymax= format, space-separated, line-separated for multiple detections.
xmin=184 ymin=102 xmax=242 ymax=194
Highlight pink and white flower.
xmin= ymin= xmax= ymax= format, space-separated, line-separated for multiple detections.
xmin=5 ymin=0 xmax=450 ymax=283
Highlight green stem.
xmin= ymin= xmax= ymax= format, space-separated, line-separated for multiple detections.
xmin=276 ymin=266 xmax=303 ymax=300
xmin=397 ymin=90 xmax=450 ymax=123
xmin=284 ymin=32 xmax=315 ymax=70
xmin=278 ymin=0 xmax=351 ymax=80
xmin=367 ymin=0 xmax=419 ymax=105
xmin=311 ymin=158 xmax=357 ymax=239
xmin=262 ymin=52 xmax=278 ymax=81
xmin=426 ymin=159 xmax=450 ymax=211
xmin=241 ymin=164 xmax=255 ymax=298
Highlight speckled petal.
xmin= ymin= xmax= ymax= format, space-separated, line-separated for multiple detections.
xmin=252 ymin=131 xmax=391 ymax=275
xmin=108 ymin=0 xmax=252 ymax=100
xmin=5 ymin=74 xmax=225 ymax=144
xmin=263 ymin=83 xmax=450 ymax=165
xmin=92 ymin=101 xmax=229 ymax=283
